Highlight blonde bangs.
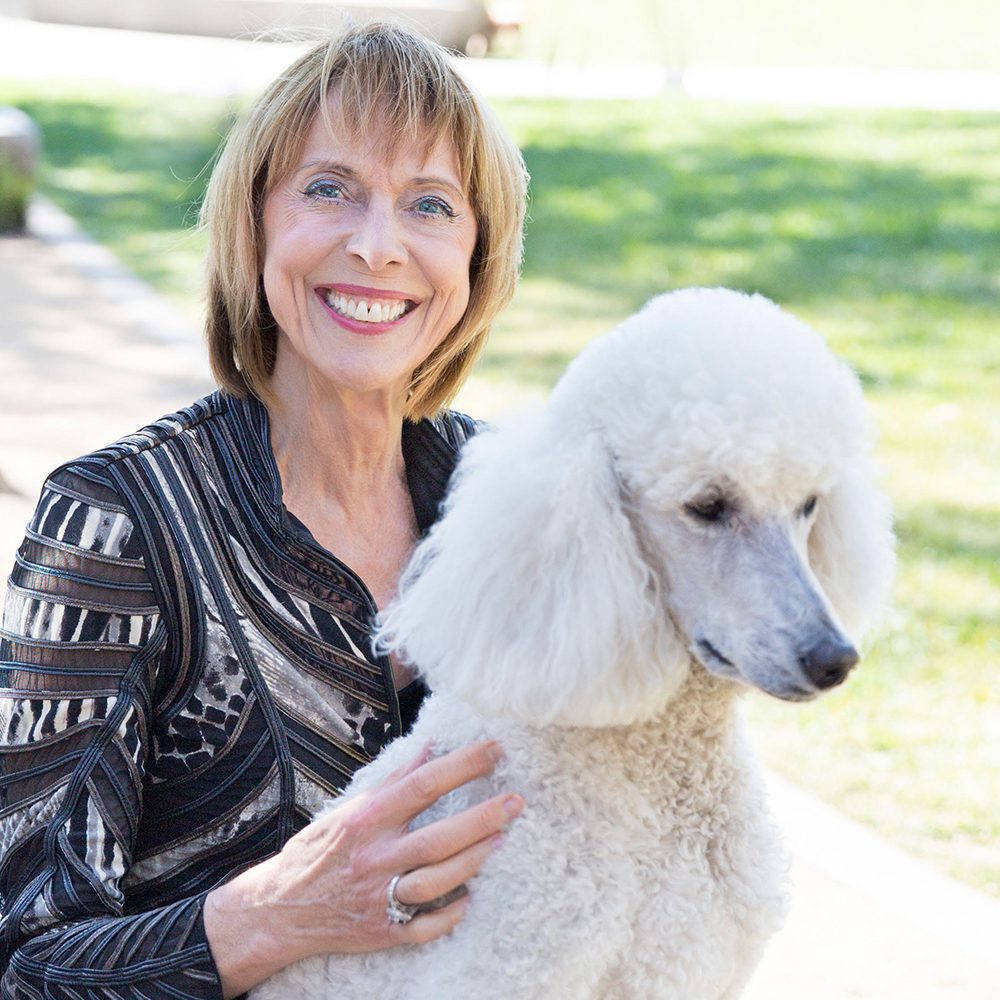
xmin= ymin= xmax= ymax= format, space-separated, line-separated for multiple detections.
xmin=320 ymin=27 xmax=477 ymax=191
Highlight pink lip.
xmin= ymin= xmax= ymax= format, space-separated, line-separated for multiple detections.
xmin=321 ymin=283 xmax=417 ymax=302
xmin=314 ymin=286 xmax=418 ymax=336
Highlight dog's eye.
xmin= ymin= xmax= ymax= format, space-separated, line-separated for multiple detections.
xmin=799 ymin=495 xmax=818 ymax=518
xmin=684 ymin=497 xmax=729 ymax=523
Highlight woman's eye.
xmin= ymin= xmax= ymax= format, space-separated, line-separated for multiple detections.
xmin=413 ymin=196 xmax=455 ymax=218
xmin=304 ymin=180 xmax=347 ymax=200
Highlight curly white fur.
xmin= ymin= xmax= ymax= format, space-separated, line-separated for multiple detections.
xmin=252 ymin=288 xmax=895 ymax=1000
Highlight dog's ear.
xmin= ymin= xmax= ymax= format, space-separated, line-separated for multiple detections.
xmin=809 ymin=458 xmax=896 ymax=640
xmin=378 ymin=415 xmax=688 ymax=726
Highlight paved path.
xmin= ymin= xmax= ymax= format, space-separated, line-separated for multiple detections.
xmin=0 ymin=199 xmax=212 ymax=574
xmin=3 ymin=198 xmax=1000 ymax=998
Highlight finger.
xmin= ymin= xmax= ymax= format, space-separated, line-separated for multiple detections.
xmin=377 ymin=740 xmax=436 ymax=789
xmin=394 ymin=793 xmax=523 ymax=871
xmin=370 ymin=740 xmax=503 ymax=827
xmin=388 ymin=894 xmax=471 ymax=947
xmin=394 ymin=833 xmax=502 ymax=906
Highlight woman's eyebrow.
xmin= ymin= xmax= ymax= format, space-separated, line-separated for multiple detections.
xmin=297 ymin=159 xmax=356 ymax=176
xmin=412 ymin=175 xmax=466 ymax=198
xmin=295 ymin=161 xmax=465 ymax=198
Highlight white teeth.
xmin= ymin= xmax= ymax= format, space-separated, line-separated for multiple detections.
xmin=325 ymin=291 xmax=409 ymax=323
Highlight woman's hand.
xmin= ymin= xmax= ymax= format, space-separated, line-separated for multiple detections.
xmin=203 ymin=740 xmax=522 ymax=998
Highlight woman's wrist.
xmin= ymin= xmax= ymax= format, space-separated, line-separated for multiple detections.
xmin=204 ymin=858 xmax=300 ymax=998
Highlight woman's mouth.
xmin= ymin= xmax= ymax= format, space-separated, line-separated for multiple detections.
xmin=320 ymin=288 xmax=416 ymax=325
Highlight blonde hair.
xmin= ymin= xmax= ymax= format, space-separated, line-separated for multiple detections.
xmin=201 ymin=21 xmax=528 ymax=419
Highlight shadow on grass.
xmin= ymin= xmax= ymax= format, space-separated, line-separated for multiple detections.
xmin=445 ymin=99 xmax=1000 ymax=392
xmin=521 ymin=115 xmax=1000 ymax=313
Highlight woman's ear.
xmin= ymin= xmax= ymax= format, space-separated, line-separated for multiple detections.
xmin=378 ymin=414 xmax=688 ymax=727
xmin=809 ymin=459 xmax=896 ymax=641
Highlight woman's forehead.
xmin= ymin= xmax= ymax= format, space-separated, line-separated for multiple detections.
xmin=292 ymin=102 xmax=464 ymax=186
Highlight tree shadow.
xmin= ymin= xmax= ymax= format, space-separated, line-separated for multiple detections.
xmin=520 ymin=113 xmax=999 ymax=309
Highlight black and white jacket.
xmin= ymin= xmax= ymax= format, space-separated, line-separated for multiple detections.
xmin=0 ymin=391 xmax=475 ymax=998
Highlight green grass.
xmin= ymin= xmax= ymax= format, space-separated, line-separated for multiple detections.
xmin=1 ymin=77 xmax=997 ymax=897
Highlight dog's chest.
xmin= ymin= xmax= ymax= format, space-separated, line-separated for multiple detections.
xmin=579 ymin=766 xmax=785 ymax=999
xmin=516 ymin=720 xmax=787 ymax=989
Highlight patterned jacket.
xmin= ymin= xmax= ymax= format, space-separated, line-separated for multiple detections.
xmin=0 ymin=391 xmax=475 ymax=998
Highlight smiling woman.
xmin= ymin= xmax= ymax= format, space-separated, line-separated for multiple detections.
xmin=203 ymin=27 xmax=526 ymax=422
xmin=0 ymin=21 xmax=529 ymax=1000
xmin=261 ymin=116 xmax=478 ymax=417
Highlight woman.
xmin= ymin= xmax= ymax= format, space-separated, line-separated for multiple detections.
xmin=0 ymin=22 xmax=528 ymax=999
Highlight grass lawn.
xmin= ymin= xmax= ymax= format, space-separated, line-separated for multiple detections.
xmin=1 ymin=77 xmax=998 ymax=897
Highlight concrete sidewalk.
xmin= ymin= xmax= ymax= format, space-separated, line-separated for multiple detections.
xmin=745 ymin=775 xmax=1000 ymax=999
xmin=0 ymin=199 xmax=212 ymax=573
xmin=2 ymin=200 xmax=999 ymax=998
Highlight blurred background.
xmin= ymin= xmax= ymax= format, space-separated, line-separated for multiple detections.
xmin=0 ymin=0 xmax=997 ymax=923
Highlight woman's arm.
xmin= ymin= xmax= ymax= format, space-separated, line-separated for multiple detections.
xmin=204 ymin=740 xmax=519 ymax=997
xmin=0 ymin=466 xmax=224 ymax=998
xmin=1 ymin=464 xmax=521 ymax=999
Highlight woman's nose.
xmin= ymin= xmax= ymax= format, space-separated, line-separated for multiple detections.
xmin=345 ymin=203 xmax=408 ymax=271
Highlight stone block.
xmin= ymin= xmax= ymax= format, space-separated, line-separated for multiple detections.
xmin=0 ymin=107 xmax=42 ymax=232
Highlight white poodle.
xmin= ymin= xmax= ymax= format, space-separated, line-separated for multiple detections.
xmin=253 ymin=287 xmax=895 ymax=1000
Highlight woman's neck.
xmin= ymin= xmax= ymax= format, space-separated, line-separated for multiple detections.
xmin=264 ymin=369 xmax=420 ymax=637
xmin=267 ymin=364 xmax=408 ymax=511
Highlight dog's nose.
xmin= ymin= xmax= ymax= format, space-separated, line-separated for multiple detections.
xmin=798 ymin=637 xmax=859 ymax=690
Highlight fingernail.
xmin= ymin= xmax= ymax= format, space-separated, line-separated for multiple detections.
xmin=490 ymin=833 xmax=505 ymax=851
xmin=487 ymin=741 xmax=504 ymax=764
xmin=503 ymin=795 xmax=523 ymax=820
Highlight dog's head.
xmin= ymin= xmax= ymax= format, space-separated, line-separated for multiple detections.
xmin=378 ymin=289 xmax=895 ymax=725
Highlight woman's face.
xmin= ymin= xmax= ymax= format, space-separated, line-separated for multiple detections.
xmin=261 ymin=98 xmax=478 ymax=408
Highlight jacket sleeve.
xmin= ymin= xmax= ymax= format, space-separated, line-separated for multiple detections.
xmin=0 ymin=464 xmax=223 ymax=999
